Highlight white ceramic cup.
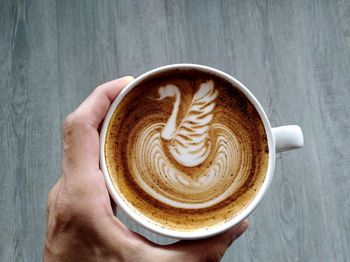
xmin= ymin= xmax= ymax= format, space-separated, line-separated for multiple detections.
xmin=100 ymin=64 xmax=304 ymax=240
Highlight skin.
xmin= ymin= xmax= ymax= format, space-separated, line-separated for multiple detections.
xmin=44 ymin=76 xmax=249 ymax=262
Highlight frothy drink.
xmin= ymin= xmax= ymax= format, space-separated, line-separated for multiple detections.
xmin=105 ymin=69 xmax=269 ymax=231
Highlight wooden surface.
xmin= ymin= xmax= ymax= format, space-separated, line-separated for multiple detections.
xmin=1 ymin=0 xmax=349 ymax=261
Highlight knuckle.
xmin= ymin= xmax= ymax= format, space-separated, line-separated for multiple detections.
xmin=63 ymin=112 xmax=90 ymax=135
xmin=54 ymin=198 xmax=70 ymax=218
xmin=63 ymin=113 xmax=75 ymax=130
xmin=47 ymin=188 xmax=54 ymax=202
xmin=63 ymin=113 xmax=75 ymax=140
xmin=63 ymin=113 xmax=90 ymax=146
xmin=48 ymin=185 xmax=76 ymax=223
xmin=46 ymin=182 xmax=59 ymax=215
xmin=46 ymin=198 xmax=52 ymax=218
xmin=94 ymin=84 xmax=104 ymax=94
xmin=53 ymin=195 xmax=78 ymax=228
xmin=46 ymin=189 xmax=78 ymax=234
xmin=47 ymin=190 xmax=55 ymax=209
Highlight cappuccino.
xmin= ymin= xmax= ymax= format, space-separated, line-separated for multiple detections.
xmin=105 ymin=69 xmax=269 ymax=231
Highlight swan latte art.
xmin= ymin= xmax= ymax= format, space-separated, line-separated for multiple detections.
xmin=105 ymin=69 xmax=269 ymax=231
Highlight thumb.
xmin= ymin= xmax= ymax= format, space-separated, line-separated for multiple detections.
xmin=149 ymin=220 xmax=249 ymax=262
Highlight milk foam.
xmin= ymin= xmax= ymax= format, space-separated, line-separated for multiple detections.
xmin=158 ymin=81 xmax=218 ymax=167
xmin=130 ymin=122 xmax=250 ymax=209
xmin=127 ymin=81 xmax=251 ymax=209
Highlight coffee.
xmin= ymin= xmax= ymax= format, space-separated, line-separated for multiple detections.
xmin=105 ymin=69 xmax=269 ymax=231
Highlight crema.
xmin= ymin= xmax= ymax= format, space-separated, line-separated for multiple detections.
xmin=105 ymin=69 xmax=269 ymax=231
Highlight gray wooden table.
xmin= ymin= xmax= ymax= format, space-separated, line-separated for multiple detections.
xmin=1 ymin=0 xmax=349 ymax=261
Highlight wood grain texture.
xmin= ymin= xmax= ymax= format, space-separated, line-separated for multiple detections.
xmin=0 ymin=0 xmax=349 ymax=261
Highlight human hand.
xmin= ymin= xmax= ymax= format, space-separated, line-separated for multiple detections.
xmin=44 ymin=76 xmax=249 ymax=262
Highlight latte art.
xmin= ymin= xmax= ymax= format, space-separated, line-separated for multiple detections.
xmin=130 ymin=123 xmax=249 ymax=209
xmin=129 ymin=81 xmax=250 ymax=209
xmin=105 ymin=69 xmax=269 ymax=231
xmin=157 ymin=81 xmax=218 ymax=167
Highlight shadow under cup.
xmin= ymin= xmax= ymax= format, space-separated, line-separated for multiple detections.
xmin=100 ymin=64 xmax=276 ymax=240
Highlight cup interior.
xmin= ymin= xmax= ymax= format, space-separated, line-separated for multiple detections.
xmin=100 ymin=64 xmax=276 ymax=239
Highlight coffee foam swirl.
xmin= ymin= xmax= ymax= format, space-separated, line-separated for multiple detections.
xmin=158 ymin=81 xmax=219 ymax=167
xmin=105 ymin=70 xmax=269 ymax=230
xmin=129 ymin=121 xmax=251 ymax=209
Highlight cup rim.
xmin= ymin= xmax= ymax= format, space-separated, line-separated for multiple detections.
xmin=100 ymin=63 xmax=275 ymax=239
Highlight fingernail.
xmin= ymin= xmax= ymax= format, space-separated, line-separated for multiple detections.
xmin=121 ymin=76 xmax=134 ymax=83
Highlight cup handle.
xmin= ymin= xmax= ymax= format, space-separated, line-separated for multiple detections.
xmin=272 ymin=125 xmax=304 ymax=152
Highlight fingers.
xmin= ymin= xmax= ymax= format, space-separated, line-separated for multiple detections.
xmin=75 ymin=76 xmax=134 ymax=128
xmin=149 ymin=220 xmax=249 ymax=261
xmin=62 ymin=76 xmax=134 ymax=174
